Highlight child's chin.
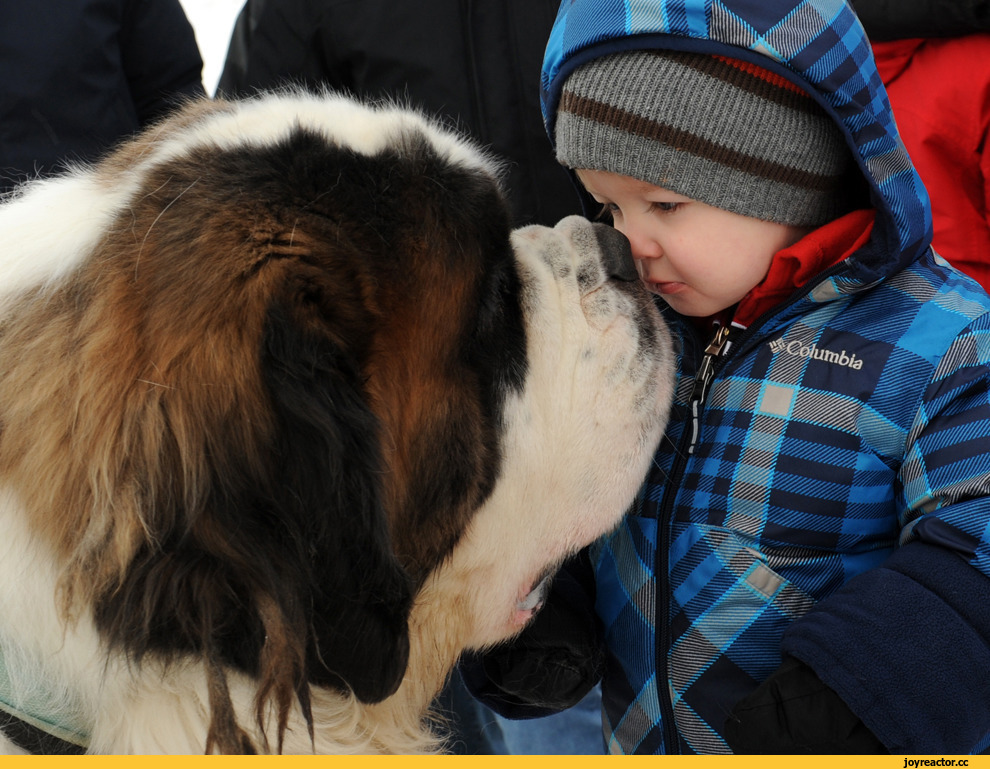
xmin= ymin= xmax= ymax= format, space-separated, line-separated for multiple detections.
xmin=650 ymin=290 xmax=710 ymax=319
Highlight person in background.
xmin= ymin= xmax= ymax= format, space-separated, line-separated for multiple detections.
xmin=217 ymin=0 xmax=600 ymax=754
xmin=0 ymin=0 xmax=205 ymax=195
xmin=216 ymin=0 xmax=580 ymax=230
xmin=463 ymin=0 xmax=990 ymax=754
xmin=851 ymin=0 xmax=989 ymax=40
xmin=850 ymin=0 xmax=990 ymax=291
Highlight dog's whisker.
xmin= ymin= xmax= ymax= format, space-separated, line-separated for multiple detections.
xmin=134 ymin=177 xmax=199 ymax=277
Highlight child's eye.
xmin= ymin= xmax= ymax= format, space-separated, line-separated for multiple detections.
xmin=594 ymin=203 xmax=618 ymax=223
xmin=651 ymin=201 xmax=680 ymax=214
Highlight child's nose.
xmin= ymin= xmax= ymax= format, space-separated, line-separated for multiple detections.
xmin=618 ymin=224 xmax=662 ymax=261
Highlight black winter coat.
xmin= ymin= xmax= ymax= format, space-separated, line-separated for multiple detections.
xmin=0 ymin=0 xmax=204 ymax=193
xmin=217 ymin=0 xmax=582 ymax=228
xmin=851 ymin=0 xmax=990 ymax=39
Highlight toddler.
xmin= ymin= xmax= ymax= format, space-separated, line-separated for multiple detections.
xmin=464 ymin=0 xmax=990 ymax=755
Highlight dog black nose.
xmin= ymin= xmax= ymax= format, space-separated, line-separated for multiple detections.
xmin=593 ymin=222 xmax=639 ymax=282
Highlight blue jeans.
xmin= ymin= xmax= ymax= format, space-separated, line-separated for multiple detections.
xmin=480 ymin=684 xmax=604 ymax=754
xmin=436 ymin=671 xmax=603 ymax=754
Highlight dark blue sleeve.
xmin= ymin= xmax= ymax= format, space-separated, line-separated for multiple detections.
xmin=849 ymin=0 xmax=990 ymax=40
xmin=782 ymin=540 xmax=990 ymax=754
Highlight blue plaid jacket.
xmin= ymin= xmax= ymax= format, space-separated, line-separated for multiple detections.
xmin=540 ymin=0 xmax=990 ymax=755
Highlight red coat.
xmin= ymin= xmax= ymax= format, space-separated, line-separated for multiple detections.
xmin=873 ymin=35 xmax=990 ymax=291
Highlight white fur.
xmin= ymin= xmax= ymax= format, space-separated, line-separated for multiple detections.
xmin=0 ymin=176 xmax=124 ymax=311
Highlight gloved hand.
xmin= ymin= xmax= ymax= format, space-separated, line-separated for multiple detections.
xmin=459 ymin=552 xmax=603 ymax=718
xmin=724 ymin=656 xmax=888 ymax=754
xmin=471 ymin=621 xmax=602 ymax=714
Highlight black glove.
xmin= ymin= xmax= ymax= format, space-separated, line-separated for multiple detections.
xmin=460 ymin=552 xmax=603 ymax=718
xmin=724 ymin=656 xmax=888 ymax=754
xmin=467 ymin=640 xmax=601 ymax=715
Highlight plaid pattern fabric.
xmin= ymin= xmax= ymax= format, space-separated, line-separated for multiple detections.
xmin=595 ymin=253 xmax=990 ymax=754
xmin=542 ymin=0 xmax=990 ymax=755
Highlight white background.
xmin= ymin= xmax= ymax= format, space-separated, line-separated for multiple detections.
xmin=177 ymin=0 xmax=246 ymax=95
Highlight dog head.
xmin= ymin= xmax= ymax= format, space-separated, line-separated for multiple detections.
xmin=0 ymin=92 xmax=673 ymax=753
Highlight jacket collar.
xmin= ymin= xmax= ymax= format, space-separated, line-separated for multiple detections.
xmin=732 ymin=208 xmax=876 ymax=329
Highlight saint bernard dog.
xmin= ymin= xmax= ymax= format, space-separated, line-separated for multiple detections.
xmin=0 ymin=91 xmax=674 ymax=754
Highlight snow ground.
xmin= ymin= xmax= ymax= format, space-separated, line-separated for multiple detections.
xmin=177 ymin=0 xmax=245 ymax=95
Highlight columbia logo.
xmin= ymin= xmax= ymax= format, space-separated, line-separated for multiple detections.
xmin=768 ymin=338 xmax=864 ymax=370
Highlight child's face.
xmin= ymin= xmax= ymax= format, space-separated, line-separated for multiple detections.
xmin=576 ymin=169 xmax=811 ymax=318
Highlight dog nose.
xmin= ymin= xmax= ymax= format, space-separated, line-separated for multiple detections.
xmin=593 ymin=222 xmax=639 ymax=282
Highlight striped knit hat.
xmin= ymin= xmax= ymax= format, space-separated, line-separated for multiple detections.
xmin=555 ymin=50 xmax=852 ymax=226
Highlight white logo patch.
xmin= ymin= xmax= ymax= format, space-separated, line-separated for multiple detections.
xmin=769 ymin=338 xmax=864 ymax=370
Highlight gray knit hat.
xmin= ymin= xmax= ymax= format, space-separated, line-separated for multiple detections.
xmin=555 ymin=50 xmax=852 ymax=227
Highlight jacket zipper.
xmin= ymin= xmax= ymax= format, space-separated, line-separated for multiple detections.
xmin=652 ymin=259 xmax=857 ymax=751
xmin=686 ymin=324 xmax=732 ymax=453
xmin=655 ymin=322 xmax=734 ymax=753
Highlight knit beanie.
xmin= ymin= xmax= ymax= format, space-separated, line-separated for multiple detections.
xmin=554 ymin=50 xmax=852 ymax=227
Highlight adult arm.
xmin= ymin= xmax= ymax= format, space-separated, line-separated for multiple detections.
xmin=216 ymin=0 xmax=341 ymax=96
xmin=850 ymin=0 xmax=990 ymax=40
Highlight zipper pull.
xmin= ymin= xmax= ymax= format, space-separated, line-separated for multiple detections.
xmin=687 ymin=324 xmax=732 ymax=453
xmin=690 ymin=325 xmax=731 ymax=404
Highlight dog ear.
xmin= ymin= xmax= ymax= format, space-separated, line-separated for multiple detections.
xmin=261 ymin=296 xmax=414 ymax=703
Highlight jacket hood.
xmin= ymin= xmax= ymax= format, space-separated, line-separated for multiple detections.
xmin=540 ymin=0 xmax=933 ymax=290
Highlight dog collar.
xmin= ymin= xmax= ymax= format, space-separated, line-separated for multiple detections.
xmin=0 ymin=646 xmax=89 ymax=754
